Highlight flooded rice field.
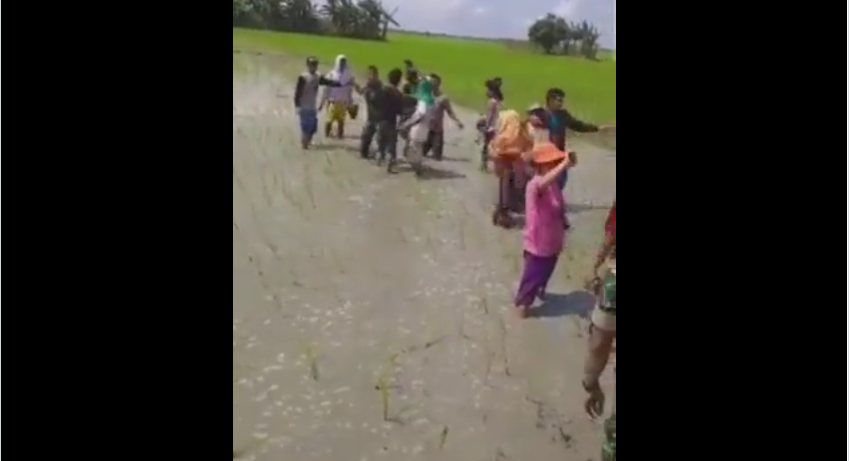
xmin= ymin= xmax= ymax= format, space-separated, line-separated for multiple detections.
xmin=233 ymin=54 xmax=616 ymax=461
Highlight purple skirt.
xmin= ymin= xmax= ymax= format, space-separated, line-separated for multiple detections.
xmin=514 ymin=251 xmax=559 ymax=307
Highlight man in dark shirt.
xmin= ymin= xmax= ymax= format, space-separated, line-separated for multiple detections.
xmin=528 ymin=88 xmax=612 ymax=190
xmin=357 ymin=65 xmax=385 ymax=159
xmin=377 ymin=68 xmax=407 ymax=173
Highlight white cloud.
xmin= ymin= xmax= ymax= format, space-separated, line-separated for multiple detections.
xmin=472 ymin=6 xmax=488 ymax=15
xmin=552 ymin=0 xmax=583 ymax=18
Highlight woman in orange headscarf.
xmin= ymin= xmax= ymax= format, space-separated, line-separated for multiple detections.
xmin=488 ymin=110 xmax=534 ymax=228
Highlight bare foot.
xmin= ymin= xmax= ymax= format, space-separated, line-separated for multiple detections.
xmin=515 ymin=305 xmax=530 ymax=319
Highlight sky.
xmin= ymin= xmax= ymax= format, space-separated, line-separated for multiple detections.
xmin=376 ymin=0 xmax=616 ymax=49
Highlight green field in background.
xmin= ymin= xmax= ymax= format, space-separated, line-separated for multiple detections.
xmin=233 ymin=28 xmax=616 ymax=124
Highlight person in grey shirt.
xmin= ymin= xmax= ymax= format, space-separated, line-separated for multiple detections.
xmin=423 ymin=73 xmax=464 ymax=161
xmin=293 ymin=57 xmax=341 ymax=149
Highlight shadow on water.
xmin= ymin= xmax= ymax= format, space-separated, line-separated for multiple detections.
xmin=432 ymin=155 xmax=471 ymax=163
xmin=307 ymin=143 xmax=344 ymax=152
xmin=418 ymin=164 xmax=466 ymax=180
xmin=567 ymin=202 xmax=612 ymax=214
xmin=530 ymin=290 xmax=595 ymax=319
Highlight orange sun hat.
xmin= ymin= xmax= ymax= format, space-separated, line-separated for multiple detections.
xmin=531 ymin=142 xmax=567 ymax=164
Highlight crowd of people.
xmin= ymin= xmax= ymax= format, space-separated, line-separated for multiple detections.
xmin=291 ymin=54 xmax=616 ymax=460
xmin=293 ymin=55 xmax=462 ymax=175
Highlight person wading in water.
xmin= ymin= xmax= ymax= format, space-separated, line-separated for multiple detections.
xmin=479 ymin=79 xmax=504 ymax=171
xmin=379 ymin=68 xmax=406 ymax=173
xmin=319 ymin=54 xmax=355 ymax=139
xmin=293 ymin=57 xmax=341 ymax=149
xmin=423 ymin=73 xmax=464 ymax=161
xmin=399 ymin=68 xmax=421 ymax=156
xmin=398 ymin=78 xmax=437 ymax=178
xmin=512 ymin=128 xmax=577 ymax=318
xmin=528 ymin=88 xmax=614 ymax=190
xmin=583 ymin=204 xmax=616 ymax=461
xmin=356 ymin=65 xmax=385 ymax=159
xmin=488 ymin=110 xmax=533 ymax=228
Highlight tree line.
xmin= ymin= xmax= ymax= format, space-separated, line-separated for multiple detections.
xmin=232 ymin=0 xmax=604 ymax=58
xmin=233 ymin=0 xmax=398 ymax=41
xmin=527 ymin=13 xmax=603 ymax=60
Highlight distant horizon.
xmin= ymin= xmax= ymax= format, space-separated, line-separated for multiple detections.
xmin=391 ymin=28 xmax=616 ymax=52
xmin=316 ymin=0 xmax=616 ymax=49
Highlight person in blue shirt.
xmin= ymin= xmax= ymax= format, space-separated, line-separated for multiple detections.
xmin=528 ymin=88 xmax=614 ymax=190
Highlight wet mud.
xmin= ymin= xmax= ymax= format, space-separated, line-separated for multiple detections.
xmin=233 ymin=55 xmax=616 ymax=461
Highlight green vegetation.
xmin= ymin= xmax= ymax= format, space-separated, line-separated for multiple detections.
xmin=233 ymin=28 xmax=616 ymax=124
xmin=233 ymin=0 xmax=398 ymax=41
xmin=527 ymin=14 xmax=603 ymax=60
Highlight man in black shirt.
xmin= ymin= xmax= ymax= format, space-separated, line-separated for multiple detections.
xmin=527 ymin=88 xmax=613 ymax=190
xmin=357 ymin=66 xmax=385 ymax=159
xmin=377 ymin=68 xmax=407 ymax=172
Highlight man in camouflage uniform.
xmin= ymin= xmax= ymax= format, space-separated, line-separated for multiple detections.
xmin=583 ymin=204 xmax=616 ymax=461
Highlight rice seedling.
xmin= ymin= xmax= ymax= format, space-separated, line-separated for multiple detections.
xmin=304 ymin=343 xmax=320 ymax=381
xmin=479 ymin=296 xmax=491 ymax=315
xmin=375 ymin=368 xmax=392 ymax=421
xmin=496 ymin=315 xmax=512 ymax=376
xmin=438 ymin=425 xmax=449 ymax=450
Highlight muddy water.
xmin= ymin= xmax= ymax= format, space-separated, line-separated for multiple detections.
xmin=233 ymin=55 xmax=616 ymax=461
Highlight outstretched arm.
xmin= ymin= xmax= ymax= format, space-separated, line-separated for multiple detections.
xmin=319 ymin=84 xmax=330 ymax=109
xmin=318 ymin=76 xmax=342 ymax=87
xmin=443 ymin=99 xmax=463 ymax=128
xmin=563 ymin=109 xmax=599 ymax=133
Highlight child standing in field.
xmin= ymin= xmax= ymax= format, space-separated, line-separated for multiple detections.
xmin=513 ymin=128 xmax=578 ymax=319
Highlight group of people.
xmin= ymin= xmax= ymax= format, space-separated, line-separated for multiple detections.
xmin=293 ymin=55 xmax=463 ymax=175
xmin=482 ymin=82 xmax=616 ymax=459
xmin=292 ymin=53 xmax=616 ymax=458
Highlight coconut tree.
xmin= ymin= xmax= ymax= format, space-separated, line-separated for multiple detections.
xmin=278 ymin=0 xmax=320 ymax=32
xmin=356 ymin=0 xmax=398 ymax=40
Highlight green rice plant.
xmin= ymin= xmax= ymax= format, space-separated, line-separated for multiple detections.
xmin=496 ymin=315 xmax=511 ymax=376
xmin=304 ymin=343 xmax=320 ymax=381
xmin=438 ymin=425 xmax=449 ymax=450
xmin=375 ymin=368 xmax=392 ymax=421
xmin=233 ymin=28 xmax=616 ymax=126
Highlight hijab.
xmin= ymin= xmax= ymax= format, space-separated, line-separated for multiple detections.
xmin=327 ymin=54 xmax=353 ymax=83
xmin=416 ymin=78 xmax=436 ymax=107
xmin=491 ymin=110 xmax=533 ymax=158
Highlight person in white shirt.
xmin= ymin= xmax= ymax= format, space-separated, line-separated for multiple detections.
xmin=399 ymin=78 xmax=436 ymax=178
xmin=319 ymin=54 xmax=355 ymax=139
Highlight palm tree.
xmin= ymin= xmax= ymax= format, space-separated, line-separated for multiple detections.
xmin=575 ymin=20 xmax=601 ymax=59
xmin=356 ymin=0 xmax=399 ymax=40
xmin=278 ymin=0 xmax=320 ymax=32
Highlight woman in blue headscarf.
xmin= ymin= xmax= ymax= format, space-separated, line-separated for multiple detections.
xmin=399 ymin=78 xmax=437 ymax=177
